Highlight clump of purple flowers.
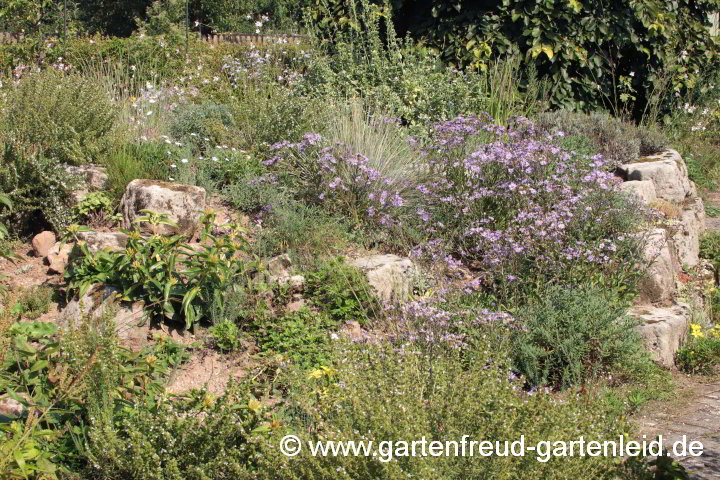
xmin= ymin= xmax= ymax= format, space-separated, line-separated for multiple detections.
xmin=267 ymin=132 xmax=410 ymax=226
xmin=410 ymin=114 xmax=647 ymax=299
xmin=387 ymin=297 xmax=513 ymax=348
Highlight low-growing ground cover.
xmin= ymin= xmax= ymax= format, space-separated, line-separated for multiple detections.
xmin=0 ymin=3 xmax=718 ymax=479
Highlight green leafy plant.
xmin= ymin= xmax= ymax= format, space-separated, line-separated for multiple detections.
xmin=304 ymin=257 xmax=380 ymax=324
xmin=254 ymin=307 xmax=335 ymax=368
xmin=71 ymin=191 xmax=114 ymax=224
xmin=676 ymin=323 xmax=720 ymax=374
xmin=66 ymin=211 xmax=258 ymax=330
xmin=208 ymin=320 xmax=243 ymax=352
xmin=512 ymin=285 xmax=644 ymax=389
xmin=700 ymin=231 xmax=720 ymax=272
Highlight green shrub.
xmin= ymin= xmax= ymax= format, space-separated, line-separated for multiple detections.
xmin=512 ymin=286 xmax=644 ymax=389
xmin=169 ymin=102 xmax=236 ymax=153
xmin=535 ymin=110 xmax=667 ymax=163
xmin=258 ymin=340 xmax=636 ymax=479
xmin=676 ymin=324 xmax=720 ymax=374
xmin=223 ymin=172 xmax=288 ymax=214
xmin=66 ymin=212 xmax=258 ymax=330
xmin=5 ymin=70 xmax=116 ymax=166
xmin=82 ymin=380 xmax=267 ymax=480
xmin=231 ymin=81 xmax=326 ymax=148
xmin=305 ymin=257 xmax=380 ymax=324
xmin=208 ymin=320 xmax=243 ymax=352
xmin=0 ymin=312 xmax=190 ymax=478
xmin=383 ymin=0 xmax=719 ymax=113
xmin=303 ymin=5 xmax=543 ymax=130
xmin=255 ymin=308 xmax=335 ymax=368
xmin=0 ymin=144 xmax=79 ymax=235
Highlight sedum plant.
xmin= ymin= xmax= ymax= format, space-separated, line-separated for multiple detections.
xmin=66 ymin=210 xmax=259 ymax=330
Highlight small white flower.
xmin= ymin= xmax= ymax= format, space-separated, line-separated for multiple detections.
xmin=629 ymin=71 xmax=635 ymax=77
xmin=181 ymin=158 xmax=189 ymax=163
xmin=170 ymin=164 xmax=177 ymax=168
xmin=146 ymin=111 xmax=153 ymax=116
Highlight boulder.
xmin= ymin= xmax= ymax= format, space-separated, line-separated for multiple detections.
xmin=671 ymin=197 xmax=706 ymax=268
xmin=65 ymin=164 xmax=109 ymax=191
xmin=75 ymin=231 xmax=129 ymax=254
xmin=58 ymin=284 xmax=148 ymax=350
xmin=638 ymin=228 xmax=677 ymax=305
xmin=618 ymin=150 xmax=692 ymax=202
xmin=120 ymin=180 xmax=206 ymax=236
xmin=630 ymin=303 xmax=691 ymax=368
xmin=349 ymin=254 xmax=417 ymax=303
xmin=31 ymin=231 xmax=56 ymax=257
xmin=46 ymin=242 xmax=73 ymax=274
xmin=619 ymin=180 xmax=657 ymax=204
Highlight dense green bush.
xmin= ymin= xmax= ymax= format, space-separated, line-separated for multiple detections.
xmin=302 ymin=4 xmax=544 ymax=130
xmin=535 ymin=110 xmax=667 ymax=163
xmin=254 ymin=307 xmax=335 ymax=367
xmin=512 ymin=286 xmax=644 ymax=389
xmin=5 ymin=70 xmax=116 ymax=166
xmin=0 ymin=144 xmax=79 ymax=235
xmin=386 ymin=0 xmax=720 ymax=113
xmin=83 ymin=380 xmax=267 ymax=480
xmin=252 ymin=200 xmax=352 ymax=260
xmin=257 ymin=340 xmax=636 ymax=479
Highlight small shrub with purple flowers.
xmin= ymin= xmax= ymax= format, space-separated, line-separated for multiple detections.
xmin=407 ymin=114 xmax=649 ymax=304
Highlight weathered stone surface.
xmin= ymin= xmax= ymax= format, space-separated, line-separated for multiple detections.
xmin=630 ymin=303 xmax=691 ymax=368
xmin=349 ymin=254 xmax=417 ymax=303
xmin=59 ymin=284 xmax=148 ymax=350
xmin=120 ymin=179 xmax=206 ymax=236
xmin=46 ymin=242 xmax=73 ymax=274
xmin=671 ymin=197 xmax=706 ymax=268
xmin=31 ymin=231 xmax=56 ymax=257
xmin=267 ymin=254 xmax=292 ymax=280
xmin=619 ymin=180 xmax=658 ymax=204
xmin=638 ymin=228 xmax=677 ymax=305
xmin=618 ymin=150 xmax=692 ymax=202
xmin=65 ymin=164 xmax=109 ymax=191
xmin=0 ymin=395 xmax=27 ymax=417
xmin=75 ymin=231 xmax=129 ymax=254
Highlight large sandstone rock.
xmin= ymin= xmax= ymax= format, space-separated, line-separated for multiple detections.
xmin=671 ymin=197 xmax=706 ymax=268
xmin=618 ymin=150 xmax=692 ymax=202
xmin=75 ymin=231 xmax=129 ymax=254
xmin=619 ymin=180 xmax=658 ymax=204
xmin=59 ymin=284 xmax=147 ymax=350
xmin=120 ymin=180 xmax=206 ymax=236
xmin=349 ymin=254 xmax=417 ymax=303
xmin=31 ymin=231 xmax=56 ymax=257
xmin=638 ymin=228 xmax=677 ymax=305
xmin=631 ymin=303 xmax=691 ymax=368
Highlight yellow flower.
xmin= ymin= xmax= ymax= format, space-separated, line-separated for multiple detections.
xmin=690 ymin=324 xmax=705 ymax=339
